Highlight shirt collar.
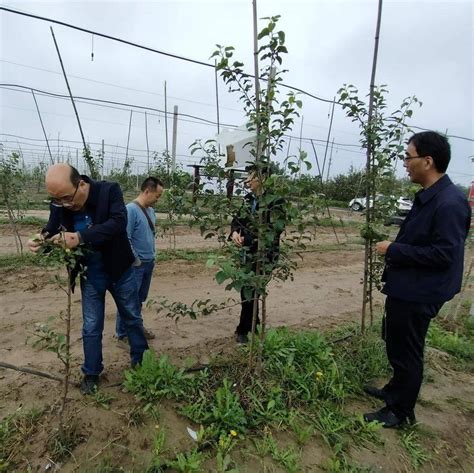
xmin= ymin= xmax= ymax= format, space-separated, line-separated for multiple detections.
xmin=415 ymin=174 xmax=452 ymax=205
xmin=81 ymin=175 xmax=100 ymax=206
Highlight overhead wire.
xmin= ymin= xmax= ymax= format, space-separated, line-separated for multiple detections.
xmin=1 ymin=5 xmax=472 ymax=148
xmin=0 ymin=84 xmax=367 ymax=150
xmin=0 ymin=5 xmax=335 ymax=104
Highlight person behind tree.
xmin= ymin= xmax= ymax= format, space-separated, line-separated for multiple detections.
xmin=229 ymin=163 xmax=285 ymax=343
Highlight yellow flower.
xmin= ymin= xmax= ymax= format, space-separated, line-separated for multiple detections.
xmin=316 ymin=371 xmax=323 ymax=378
xmin=230 ymin=430 xmax=238 ymax=437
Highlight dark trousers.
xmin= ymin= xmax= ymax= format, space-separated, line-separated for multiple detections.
xmin=383 ymin=296 xmax=442 ymax=418
xmin=236 ymin=286 xmax=260 ymax=335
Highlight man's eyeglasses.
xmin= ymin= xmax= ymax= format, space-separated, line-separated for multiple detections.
xmin=400 ymin=155 xmax=427 ymax=163
xmin=50 ymin=182 xmax=80 ymax=207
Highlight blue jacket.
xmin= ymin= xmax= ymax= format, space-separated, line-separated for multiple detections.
xmin=43 ymin=176 xmax=134 ymax=282
xmin=381 ymin=175 xmax=471 ymax=303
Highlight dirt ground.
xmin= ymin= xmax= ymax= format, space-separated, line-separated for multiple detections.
xmin=0 ymin=222 xmax=473 ymax=472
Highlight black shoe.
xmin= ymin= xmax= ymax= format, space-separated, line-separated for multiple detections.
xmin=363 ymin=406 xmax=415 ymax=428
xmin=363 ymin=385 xmax=387 ymax=401
xmin=80 ymin=375 xmax=99 ymax=395
xmin=235 ymin=333 xmax=249 ymax=344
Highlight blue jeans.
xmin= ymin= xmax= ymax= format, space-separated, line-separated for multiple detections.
xmin=81 ymin=266 xmax=149 ymax=376
xmin=115 ymin=261 xmax=155 ymax=338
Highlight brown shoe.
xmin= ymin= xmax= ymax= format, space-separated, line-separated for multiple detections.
xmin=143 ymin=327 xmax=156 ymax=340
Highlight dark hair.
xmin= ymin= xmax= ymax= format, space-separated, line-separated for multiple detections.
xmin=407 ymin=131 xmax=451 ymax=173
xmin=141 ymin=176 xmax=164 ymax=192
xmin=244 ymin=163 xmax=273 ymax=176
xmin=70 ymin=166 xmax=81 ymax=186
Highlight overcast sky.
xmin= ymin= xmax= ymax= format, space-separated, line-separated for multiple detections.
xmin=1 ymin=0 xmax=472 ymax=186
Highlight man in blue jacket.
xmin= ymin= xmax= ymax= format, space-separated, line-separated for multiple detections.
xmin=27 ymin=163 xmax=149 ymax=394
xmin=363 ymin=131 xmax=471 ymax=427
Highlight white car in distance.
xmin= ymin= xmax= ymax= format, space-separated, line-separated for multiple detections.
xmin=349 ymin=195 xmax=413 ymax=215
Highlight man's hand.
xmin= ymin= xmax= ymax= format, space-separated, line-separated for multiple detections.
xmin=231 ymin=231 xmax=244 ymax=247
xmin=51 ymin=232 xmax=81 ymax=249
xmin=375 ymin=240 xmax=392 ymax=256
xmin=27 ymin=234 xmax=44 ymax=254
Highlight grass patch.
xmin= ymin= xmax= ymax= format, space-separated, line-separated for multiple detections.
xmin=427 ymin=322 xmax=474 ymax=362
xmin=0 ymin=407 xmax=43 ymax=471
xmin=398 ymin=428 xmax=431 ymax=470
xmin=0 ymin=216 xmax=47 ymax=226
xmin=125 ymin=326 xmax=387 ymax=469
xmin=0 ymin=253 xmax=58 ymax=271
xmin=155 ymin=248 xmax=216 ymax=263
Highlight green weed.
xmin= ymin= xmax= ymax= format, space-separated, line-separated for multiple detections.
xmin=324 ymin=454 xmax=374 ymax=472
xmin=91 ymin=389 xmax=116 ymax=410
xmin=124 ymin=351 xmax=206 ymax=402
xmin=48 ymin=422 xmax=83 ymax=463
xmin=288 ymin=412 xmax=314 ymax=445
xmin=398 ymin=428 xmax=430 ymax=470
xmin=215 ymin=431 xmax=239 ymax=473
xmin=165 ymin=448 xmax=206 ymax=472
xmin=252 ymin=429 xmax=300 ymax=473
xmin=427 ymin=322 xmax=473 ymax=362
xmin=0 ymin=407 xmax=42 ymax=471
xmin=148 ymin=428 xmax=166 ymax=471
xmin=182 ymin=378 xmax=247 ymax=437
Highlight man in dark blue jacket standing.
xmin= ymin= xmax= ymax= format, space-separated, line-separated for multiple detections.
xmin=363 ymin=131 xmax=471 ymax=427
xmin=28 ymin=163 xmax=149 ymax=394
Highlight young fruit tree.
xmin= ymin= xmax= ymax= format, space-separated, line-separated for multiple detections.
xmin=156 ymin=14 xmax=317 ymax=369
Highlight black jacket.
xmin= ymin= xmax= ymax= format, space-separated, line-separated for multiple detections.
xmin=43 ymin=176 xmax=134 ymax=282
xmin=230 ymin=192 xmax=285 ymax=262
xmin=382 ymin=175 xmax=471 ymax=303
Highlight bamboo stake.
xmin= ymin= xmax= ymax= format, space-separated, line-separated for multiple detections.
xmin=145 ymin=111 xmax=150 ymax=173
xmin=361 ymin=0 xmax=384 ymax=332
xmin=164 ymin=81 xmax=169 ymax=158
xmin=31 ymin=90 xmax=54 ymax=164
xmin=50 ymin=27 xmax=87 ymax=152
xmin=214 ymin=59 xmax=221 ymax=154
xmin=248 ymin=0 xmax=262 ymax=370
xmin=310 ymin=140 xmax=340 ymax=244
xmin=125 ymin=109 xmax=133 ymax=162
xmin=322 ymin=98 xmax=336 ymax=178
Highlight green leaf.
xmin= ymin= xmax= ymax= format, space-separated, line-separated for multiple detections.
xmin=257 ymin=27 xmax=270 ymax=40
xmin=215 ymin=271 xmax=227 ymax=285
